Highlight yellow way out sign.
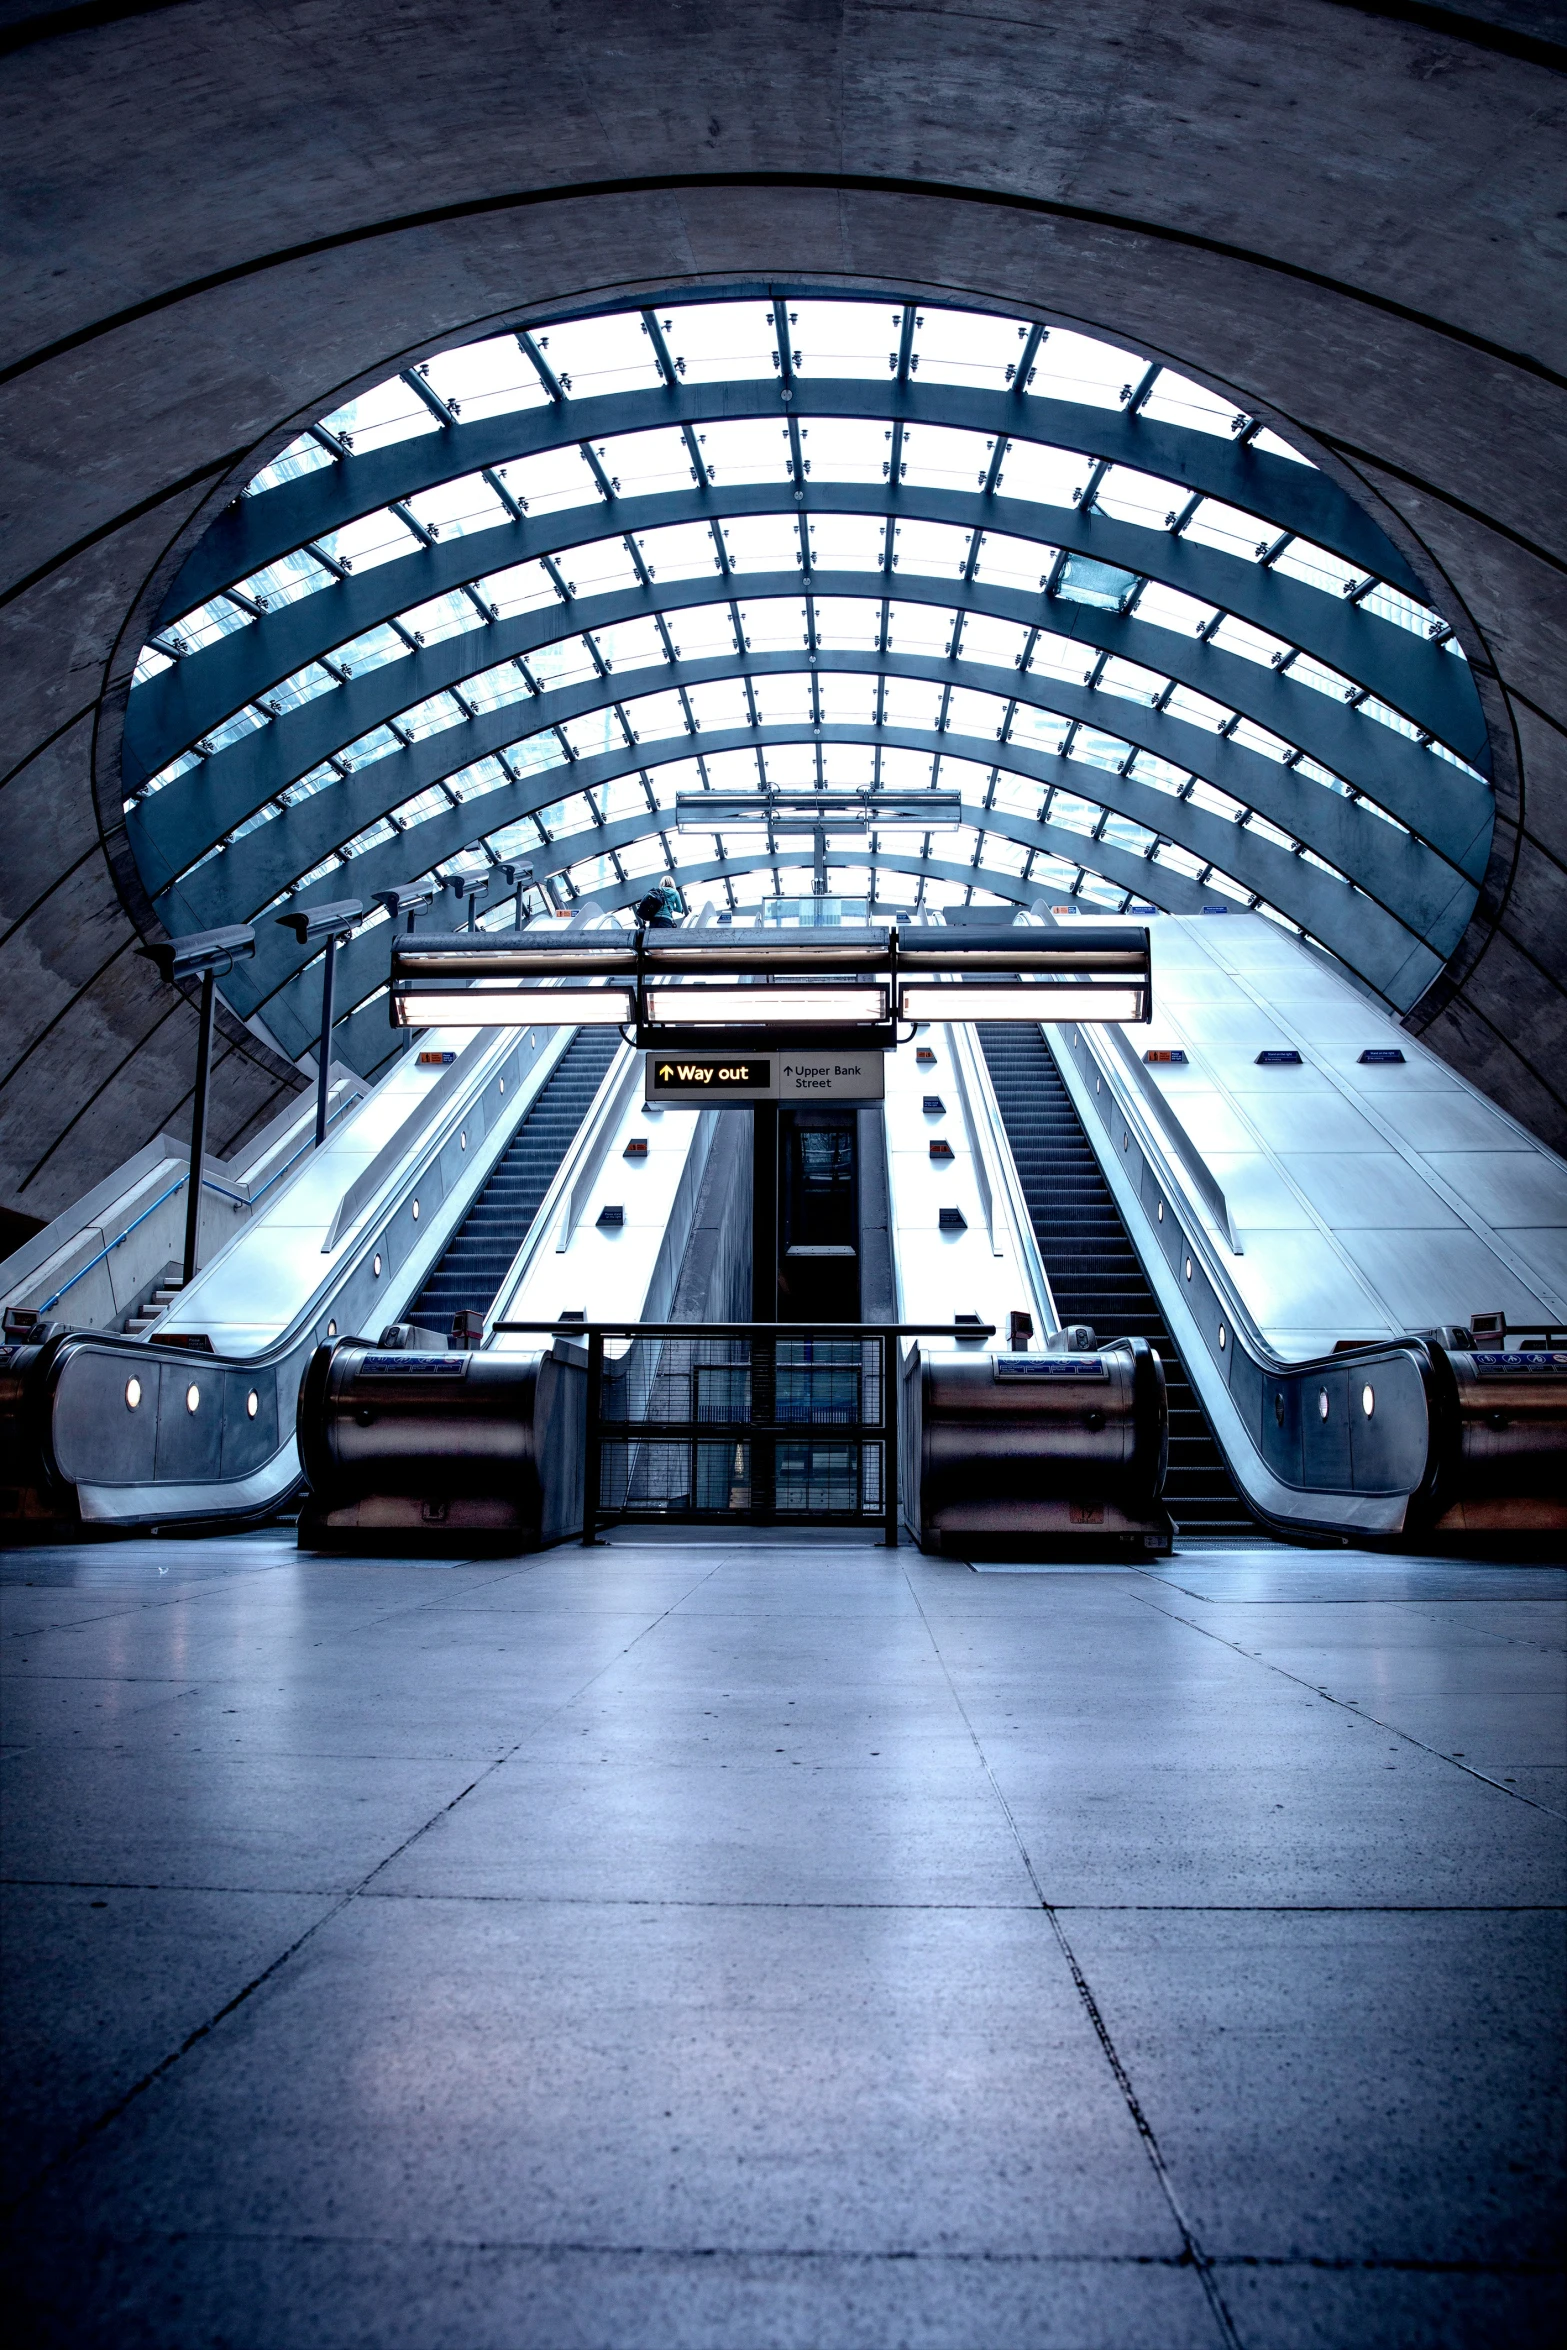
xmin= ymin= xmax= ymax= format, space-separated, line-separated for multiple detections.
xmin=645 ymin=1052 xmax=885 ymax=1103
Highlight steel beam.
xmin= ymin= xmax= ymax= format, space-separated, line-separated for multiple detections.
xmin=139 ymin=646 xmax=1483 ymax=955
xmin=164 ymin=373 xmax=1425 ymax=624
xmin=129 ymin=477 xmax=1480 ymax=788
xmin=131 ymin=574 xmax=1490 ymax=906
xmin=193 ymin=731 xmax=1450 ymax=1052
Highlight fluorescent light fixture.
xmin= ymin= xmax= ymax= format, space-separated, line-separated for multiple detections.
xmin=899 ymin=985 xmax=1147 ymax=1023
xmin=675 ymin=793 xmax=961 ymax=831
xmin=395 ymin=987 xmax=635 ymax=1028
xmin=643 ymin=985 xmax=890 ymax=1026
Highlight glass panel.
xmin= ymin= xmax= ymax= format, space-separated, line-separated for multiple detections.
xmin=633 ymin=521 xmax=723 ymax=583
xmin=422 ymin=333 xmax=549 ymax=420
xmin=535 ymin=312 xmax=663 ymax=398
xmin=804 ymin=513 xmax=884 ymax=572
xmin=790 ymin=298 xmax=904 ymax=382
xmin=660 ymin=300 xmax=779 ymax=384
xmin=799 ymin=415 xmax=887 ymax=484
xmin=319 ymin=377 xmax=438 ymax=455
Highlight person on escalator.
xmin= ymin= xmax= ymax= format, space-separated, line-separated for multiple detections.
xmin=635 ymin=877 xmax=685 ymax=927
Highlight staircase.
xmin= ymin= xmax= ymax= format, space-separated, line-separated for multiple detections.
xmin=409 ymin=1029 xmax=619 ymax=1335
xmin=978 ymin=1025 xmax=1254 ymax=1536
xmin=124 ymin=1264 xmax=186 ymax=1338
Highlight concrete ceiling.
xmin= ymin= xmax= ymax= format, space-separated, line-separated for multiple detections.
xmin=1 ymin=0 xmax=1563 ymax=1228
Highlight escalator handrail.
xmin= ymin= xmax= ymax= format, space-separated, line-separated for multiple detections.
xmin=947 ymin=1020 xmax=1061 ymax=1336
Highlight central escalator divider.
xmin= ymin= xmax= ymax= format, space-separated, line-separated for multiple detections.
xmin=410 ymin=1027 xmax=620 ymax=1335
xmin=977 ymin=1023 xmax=1254 ymax=1536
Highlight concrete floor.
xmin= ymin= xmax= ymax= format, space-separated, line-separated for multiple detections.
xmin=1 ymin=1528 xmax=1562 ymax=2350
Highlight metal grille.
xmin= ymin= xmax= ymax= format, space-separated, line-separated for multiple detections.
xmin=597 ymin=1334 xmax=886 ymax=1525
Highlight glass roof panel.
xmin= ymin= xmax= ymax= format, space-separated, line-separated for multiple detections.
xmin=659 ymin=301 xmax=778 ymax=384
xmin=481 ymin=559 xmax=563 ymax=616
xmin=593 ymin=426 xmax=691 ymax=499
xmin=318 ymin=377 xmax=438 ymax=456
xmin=789 ymin=300 xmax=899 ymax=382
xmin=738 ymin=599 xmax=808 ymax=651
xmin=811 ymin=597 xmax=882 ymax=651
xmin=632 ymin=521 xmax=722 ymax=582
xmin=659 ymin=607 xmax=735 ymax=662
xmin=700 ymin=417 xmax=794 ymax=484
xmin=421 ymin=334 xmax=549 ymax=420
xmin=753 ymin=674 xmax=813 ymax=725
xmin=993 ymin=439 xmax=1087 ymax=509
xmin=818 ymin=675 xmax=878 ymax=726
xmin=899 ymin=423 xmax=990 ymax=494
xmin=974 ymin=530 xmax=1056 ymax=593
xmin=245 ymin=434 xmax=334 ymax=497
xmin=884 ymin=601 xmax=952 ymax=657
xmin=1137 ymin=370 xmax=1241 ymax=440
xmin=803 ymin=513 xmax=884 ymax=573
xmin=799 ymin=415 xmax=887 ymax=484
xmin=1027 ymin=330 xmax=1135 ymax=412
xmin=913 ymin=306 xmax=1029 ymax=393
xmin=721 ymin=514 xmax=803 ymax=574
xmin=534 ymin=312 xmax=662 ymax=397
xmin=891 ymin=519 xmax=970 ymax=580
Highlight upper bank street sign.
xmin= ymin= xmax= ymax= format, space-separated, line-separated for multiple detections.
xmin=645 ymin=1052 xmax=885 ymax=1104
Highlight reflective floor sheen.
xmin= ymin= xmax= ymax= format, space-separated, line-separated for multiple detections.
xmin=1 ymin=1530 xmax=1562 ymax=2350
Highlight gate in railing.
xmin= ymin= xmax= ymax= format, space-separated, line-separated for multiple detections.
xmin=490 ymin=1321 xmax=991 ymax=1545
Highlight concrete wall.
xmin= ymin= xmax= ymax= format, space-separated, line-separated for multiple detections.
xmin=2 ymin=0 xmax=1564 ymax=1215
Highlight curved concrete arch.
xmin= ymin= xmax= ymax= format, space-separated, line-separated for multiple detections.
xmin=2 ymin=0 xmax=1562 ymax=1217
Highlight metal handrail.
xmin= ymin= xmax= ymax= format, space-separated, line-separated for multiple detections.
xmin=33 ymin=1114 xmax=352 ymax=1317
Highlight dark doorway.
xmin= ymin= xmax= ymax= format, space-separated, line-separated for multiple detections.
xmin=777 ymin=1108 xmax=860 ymax=1322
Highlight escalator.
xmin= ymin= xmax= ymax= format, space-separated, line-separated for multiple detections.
xmin=978 ymin=1023 xmax=1255 ymax=1537
xmin=409 ymin=1028 xmax=619 ymax=1334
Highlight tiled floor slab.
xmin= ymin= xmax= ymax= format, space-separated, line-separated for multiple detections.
xmin=8 ymin=2236 xmax=1218 ymax=2350
xmin=2 ymin=1529 xmax=1563 ymax=2350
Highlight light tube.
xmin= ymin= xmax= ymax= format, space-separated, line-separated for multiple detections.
xmin=394 ymin=987 xmax=636 ymax=1027
xmin=643 ymin=985 xmax=890 ymax=1026
xmin=899 ymin=984 xmax=1147 ymax=1023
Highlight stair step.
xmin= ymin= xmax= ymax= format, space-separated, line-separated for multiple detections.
xmin=979 ymin=1024 xmax=1255 ymax=1536
xmin=408 ymin=1028 xmax=619 ymax=1330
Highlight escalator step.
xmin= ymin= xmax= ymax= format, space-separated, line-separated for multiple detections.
xmin=979 ymin=1023 xmax=1255 ymax=1537
xmin=408 ymin=1028 xmax=619 ymax=1329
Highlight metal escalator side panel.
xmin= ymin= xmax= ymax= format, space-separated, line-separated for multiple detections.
xmin=1039 ymin=1021 xmax=1444 ymax=1539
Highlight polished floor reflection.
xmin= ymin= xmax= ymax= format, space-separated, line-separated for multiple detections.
xmin=2 ymin=1528 xmax=1563 ymax=2348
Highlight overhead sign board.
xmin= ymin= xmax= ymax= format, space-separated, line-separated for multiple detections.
xmin=645 ymin=1051 xmax=885 ymax=1104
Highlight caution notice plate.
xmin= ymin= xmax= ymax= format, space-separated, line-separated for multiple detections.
xmin=645 ymin=1051 xmax=885 ymax=1103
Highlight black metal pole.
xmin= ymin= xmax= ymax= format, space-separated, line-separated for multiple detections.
xmin=181 ymin=967 xmax=216 ymax=1287
xmin=882 ymin=1331 xmax=900 ymax=1547
xmin=314 ymin=930 xmax=339 ymax=1147
xmin=582 ymin=1328 xmax=605 ymax=1546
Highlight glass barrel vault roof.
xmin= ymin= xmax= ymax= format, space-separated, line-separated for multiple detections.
xmin=123 ymin=293 xmax=1492 ymax=1081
